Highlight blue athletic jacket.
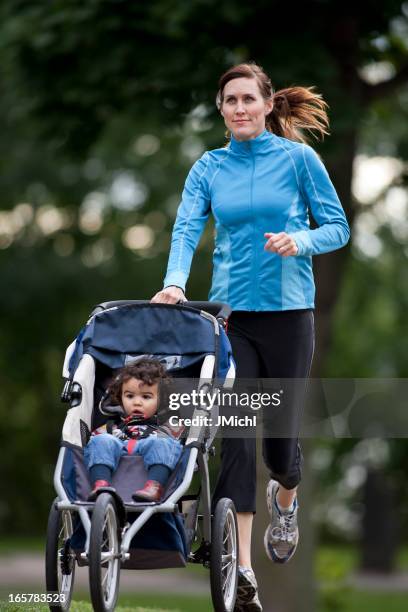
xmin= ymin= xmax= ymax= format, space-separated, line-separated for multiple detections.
xmin=163 ymin=129 xmax=350 ymax=311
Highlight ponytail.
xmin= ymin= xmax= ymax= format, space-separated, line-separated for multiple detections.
xmin=217 ymin=62 xmax=330 ymax=144
xmin=267 ymin=86 xmax=329 ymax=143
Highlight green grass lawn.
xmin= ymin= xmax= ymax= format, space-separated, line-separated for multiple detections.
xmin=319 ymin=591 xmax=408 ymax=612
xmin=317 ymin=544 xmax=408 ymax=574
xmin=0 ymin=594 xmax=212 ymax=612
xmin=0 ymin=538 xmax=46 ymax=555
xmin=317 ymin=545 xmax=408 ymax=612
xmin=1 ymin=591 xmax=408 ymax=612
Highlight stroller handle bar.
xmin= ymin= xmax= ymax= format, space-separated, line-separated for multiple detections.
xmin=91 ymin=300 xmax=232 ymax=323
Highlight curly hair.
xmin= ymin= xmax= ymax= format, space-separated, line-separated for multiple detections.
xmin=107 ymin=358 xmax=170 ymax=407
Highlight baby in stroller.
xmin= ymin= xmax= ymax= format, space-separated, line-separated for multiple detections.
xmin=84 ymin=358 xmax=183 ymax=502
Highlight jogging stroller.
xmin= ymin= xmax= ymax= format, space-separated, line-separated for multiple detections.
xmin=45 ymin=300 xmax=238 ymax=612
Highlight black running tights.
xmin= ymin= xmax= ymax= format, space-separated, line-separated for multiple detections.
xmin=212 ymin=309 xmax=314 ymax=513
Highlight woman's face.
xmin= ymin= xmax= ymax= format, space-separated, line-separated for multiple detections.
xmin=220 ymin=77 xmax=273 ymax=141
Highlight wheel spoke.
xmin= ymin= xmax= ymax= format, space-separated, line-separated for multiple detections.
xmin=104 ymin=575 xmax=112 ymax=598
xmin=103 ymin=516 xmax=109 ymax=533
xmin=222 ymin=560 xmax=232 ymax=574
xmin=102 ymin=568 xmax=109 ymax=587
xmin=61 ymin=572 xmax=72 ymax=594
xmin=222 ymin=562 xmax=234 ymax=594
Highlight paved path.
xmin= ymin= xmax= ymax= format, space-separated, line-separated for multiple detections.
xmin=0 ymin=554 xmax=210 ymax=595
xmin=347 ymin=570 xmax=408 ymax=591
xmin=1 ymin=554 xmax=408 ymax=597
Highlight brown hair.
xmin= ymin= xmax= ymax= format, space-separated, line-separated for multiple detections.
xmin=216 ymin=62 xmax=330 ymax=144
xmin=108 ymin=358 xmax=170 ymax=406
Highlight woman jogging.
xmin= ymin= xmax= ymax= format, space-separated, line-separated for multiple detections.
xmin=152 ymin=62 xmax=350 ymax=611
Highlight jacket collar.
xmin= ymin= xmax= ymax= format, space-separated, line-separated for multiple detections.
xmin=229 ymin=129 xmax=275 ymax=155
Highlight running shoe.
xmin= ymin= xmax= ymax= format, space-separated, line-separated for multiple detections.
xmin=264 ymin=479 xmax=299 ymax=564
xmin=234 ymin=567 xmax=262 ymax=611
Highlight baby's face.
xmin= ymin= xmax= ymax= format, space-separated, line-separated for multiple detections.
xmin=121 ymin=377 xmax=159 ymax=419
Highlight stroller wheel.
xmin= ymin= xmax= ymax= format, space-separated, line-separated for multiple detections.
xmin=210 ymin=498 xmax=239 ymax=612
xmin=89 ymin=493 xmax=121 ymax=612
xmin=45 ymin=498 xmax=75 ymax=611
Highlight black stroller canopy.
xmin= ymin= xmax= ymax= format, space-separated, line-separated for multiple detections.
xmin=69 ymin=304 xmax=218 ymax=373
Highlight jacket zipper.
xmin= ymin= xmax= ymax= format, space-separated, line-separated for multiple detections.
xmin=249 ymin=146 xmax=257 ymax=310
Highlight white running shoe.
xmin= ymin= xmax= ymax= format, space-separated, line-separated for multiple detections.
xmin=264 ymin=479 xmax=299 ymax=564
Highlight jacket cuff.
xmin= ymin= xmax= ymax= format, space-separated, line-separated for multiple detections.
xmin=291 ymin=230 xmax=313 ymax=256
xmin=163 ymin=271 xmax=188 ymax=292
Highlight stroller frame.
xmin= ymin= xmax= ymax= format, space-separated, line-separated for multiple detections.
xmin=46 ymin=300 xmax=238 ymax=612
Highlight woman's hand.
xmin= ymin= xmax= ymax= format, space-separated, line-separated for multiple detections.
xmin=151 ymin=286 xmax=186 ymax=304
xmin=264 ymin=232 xmax=298 ymax=257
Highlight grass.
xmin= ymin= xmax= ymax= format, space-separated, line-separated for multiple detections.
xmin=319 ymin=591 xmax=408 ymax=612
xmin=0 ymin=538 xmax=45 ymax=555
xmin=319 ymin=543 xmax=408 ymax=571
xmin=317 ymin=545 xmax=359 ymax=579
xmin=397 ymin=546 xmax=408 ymax=569
xmin=0 ymin=593 xmax=212 ymax=612
xmin=317 ymin=545 xmax=408 ymax=612
xmin=2 ymin=592 xmax=408 ymax=612
xmin=118 ymin=593 xmax=212 ymax=612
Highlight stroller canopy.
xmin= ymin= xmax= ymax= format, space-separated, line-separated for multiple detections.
xmin=68 ymin=303 xmax=233 ymax=378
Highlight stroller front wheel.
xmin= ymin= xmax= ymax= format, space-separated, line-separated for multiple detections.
xmin=210 ymin=498 xmax=239 ymax=612
xmin=89 ymin=493 xmax=121 ymax=612
xmin=45 ymin=498 xmax=75 ymax=611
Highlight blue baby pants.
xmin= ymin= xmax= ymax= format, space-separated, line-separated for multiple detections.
xmin=84 ymin=433 xmax=183 ymax=473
